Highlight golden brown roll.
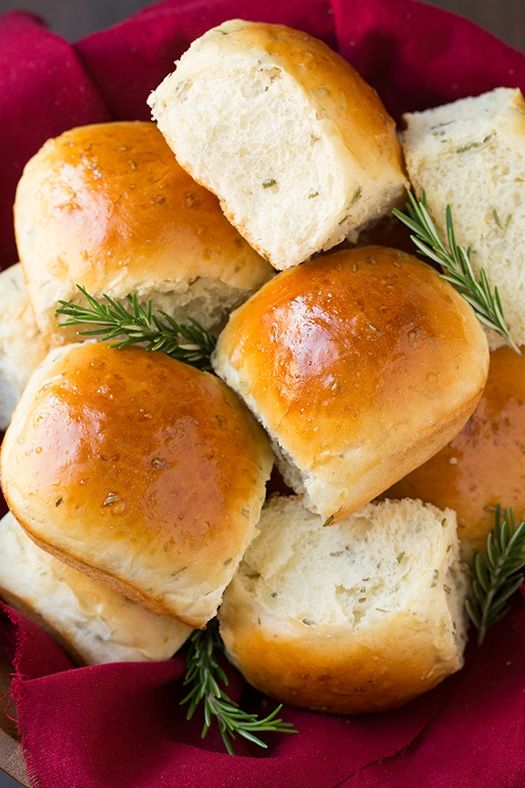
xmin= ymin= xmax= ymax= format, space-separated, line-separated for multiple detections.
xmin=219 ymin=496 xmax=468 ymax=714
xmin=0 ymin=512 xmax=191 ymax=665
xmin=14 ymin=121 xmax=273 ymax=341
xmin=388 ymin=346 xmax=525 ymax=552
xmin=213 ymin=246 xmax=489 ymax=520
xmin=1 ymin=342 xmax=273 ymax=628
xmin=149 ymin=20 xmax=408 ymax=270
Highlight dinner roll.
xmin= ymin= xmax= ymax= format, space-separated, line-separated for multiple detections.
xmin=213 ymin=246 xmax=489 ymax=520
xmin=0 ymin=512 xmax=191 ymax=665
xmin=402 ymin=87 xmax=525 ymax=350
xmin=0 ymin=263 xmax=48 ymax=430
xmin=149 ymin=20 xmax=407 ymax=270
xmin=388 ymin=346 xmax=525 ymax=553
xmin=14 ymin=121 xmax=273 ymax=342
xmin=219 ymin=496 xmax=467 ymax=714
xmin=1 ymin=342 xmax=273 ymax=628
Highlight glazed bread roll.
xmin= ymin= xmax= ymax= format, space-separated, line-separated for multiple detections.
xmin=388 ymin=346 xmax=525 ymax=553
xmin=0 ymin=512 xmax=191 ymax=665
xmin=0 ymin=264 xmax=48 ymax=430
xmin=1 ymin=343 xmax=273 ymax=628
xmin=14 ymin=121 xmax=273 ymax=341
xmin=213 ymin=246 xmax=489 ymax=520
xmin=402 ymin=87 xmax=525 ymax=350
xmin=149 ymin=20 xmax=408 ymax=270
xmin=219 ymin=496 xmax=467 ymax=713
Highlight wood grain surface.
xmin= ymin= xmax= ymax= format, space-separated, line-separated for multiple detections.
xmin=0 ymin=0 xmax=523 ymax=51
xmin=0 ymin=652 xmax=26 ymax=787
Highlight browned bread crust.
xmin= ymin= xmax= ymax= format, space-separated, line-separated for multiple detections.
xmin=1 ymin=342 xmax=273 ymax=627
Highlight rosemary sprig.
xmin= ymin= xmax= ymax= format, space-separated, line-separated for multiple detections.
xmin=466 ymin=505 xmax=525 ymax=646
xmin=56 ymin=291 xmax=295 ymax=752
xmin=393 ymin=192 xmax=520 ymax=354
xmin=56 ymin=285 xmax=216 ymax=371
xmin=180 ymin=621 xmax=296 ymax=754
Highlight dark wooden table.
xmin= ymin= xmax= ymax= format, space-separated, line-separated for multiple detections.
xmin=0 ymin=0 xmax=523 ymax=51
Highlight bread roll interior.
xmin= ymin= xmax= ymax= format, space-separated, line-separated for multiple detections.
xmin=149 ymin=19 xmax=407 ymax=269
xmin=220 ymin=495 xmax=468 ymax=713
xmin=0 ymin=511 xmax=191 ymax=665
xmin=402 ymin=87 xmax=525 ymax=350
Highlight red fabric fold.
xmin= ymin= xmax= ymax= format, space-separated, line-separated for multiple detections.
xmin=332 ymin=0 xmax=525 ymax=117
xmin=3 ymin=597 xmax=524 ymax=787
xmin=353 ymin=600 xmax=525 ymax=787
xmin=0 ymin=12 xmax=111 ymax=267
xmin=0 ymin=603 xmax=444 ymax=787
xmin=1 ymin=0 xmax=524 ymax=785
xmin=75 ymin=0 xmax=336 ymax=122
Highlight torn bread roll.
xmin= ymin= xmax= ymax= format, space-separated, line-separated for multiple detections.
xmin=0 ymin=511 xmax=191 ymax=664
xmin=149 ymin=20 xmax=408 ymax=270
xmin=1 ymin=342 xmax=273 ymax=628
xmin=213 ymin=246 xmax=489 ymax=521
xmin=388 ymin=345 xmax=525 ymax=553
xmin=14 ymin=121 xmax=273 ymax=342
xmin=402 ymin=87 xmax=525 ymax=350
xmin=219 ymin=496 xmax=468 ymax=714
xmin=0 ymin=263 xmax=48 ymax=430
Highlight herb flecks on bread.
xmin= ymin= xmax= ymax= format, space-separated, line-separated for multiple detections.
xmin=402 ymin=87 xmax=525 ymax=350
xmin=393 ymin=192 xmax=519 ymax=352
xmin=219 ymin=496 xmax=468 ymax=713
xmin=14 ymin=121 xmax=273 ymax=343
xmin=149 ymin=19 xmax=407 ymax=270
xmin=213 ymin=246 xmax=489 ymax=520
xmin=0 ymin=512 xmax=191 ymax=665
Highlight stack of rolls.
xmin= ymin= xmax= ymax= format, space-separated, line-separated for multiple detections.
xmin=0 ymin=119 xmax=274 ymax=428
xmin=0 ymin=19 xmax=522 ymax=715
xmin=0 ymin=119 xmax=274 ymax=663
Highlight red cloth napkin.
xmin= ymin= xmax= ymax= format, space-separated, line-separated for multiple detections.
xmin=0 ymin=1 xmax=524 ymax=785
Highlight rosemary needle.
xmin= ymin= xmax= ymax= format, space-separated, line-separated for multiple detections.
xmin=393 ymin=191 xmax=520 ymax=354
xmin=56 ymin=285 xmax=216 ymax=371
xmin=465 ymin=505 xmax=525 ymax=646
xmin=180 ymin=621 xmax=296 ymax=754
xmin=56 ymin=288 xmax=296 ymax=753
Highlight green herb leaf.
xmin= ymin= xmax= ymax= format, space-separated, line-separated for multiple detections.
xmin=393 ymin=191 xmax=520 ymax=354
xmin=56 ymin=285 xmax=216 ymax=371
xmin=180 ymin=621 xmax=296 ymax=754
xmin=465 ymin=505 xmax=525 ymax=645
